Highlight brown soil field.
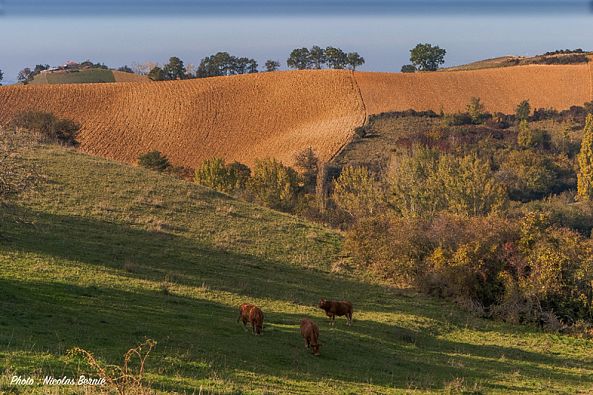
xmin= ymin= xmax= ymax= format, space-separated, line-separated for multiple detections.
xmin=355 ymin=63 xmax=593 ymax=115
xmin=0 ymin=64 xmax=592 ymax=170
xmin=0 ymin=70 xmax=365 ymax=168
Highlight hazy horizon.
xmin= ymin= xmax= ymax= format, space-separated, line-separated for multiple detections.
xmin=1 ymin=3 xmax=593 ymax=84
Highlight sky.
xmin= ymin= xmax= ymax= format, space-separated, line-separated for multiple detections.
xmin=1 ymin=1 xmax=593 ymax=83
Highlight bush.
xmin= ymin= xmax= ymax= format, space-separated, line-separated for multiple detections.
xmin=388 ymin=147 xmax=506 ymax=217
xmin=517 ymin=120 xmax=551 ymax=150
xmin=345 ymin=210 xmax=593 ymax=326
xmin=10 ymin=111 xmax=80 ymax=146
xmin=442 ymin=112 xmax=473 ymax=127
xmin=332 ymin=166 xmax=384 ymax=219
xmin=466 ymin=97 xmax=486 ymax=124
xmin=400 ymin=64 xmax=416 ymax=73
xmin=194 ymin=158 xmax=250 ymax=194
xmin=497 ymin=150 xmax=559 ymax=201
xmin=248 ymin=158 xmax=300 ymax=211
xmin=138 ymin=151 xmax=170 ymax=172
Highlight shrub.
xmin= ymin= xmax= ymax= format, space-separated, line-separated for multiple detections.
xmin=248 ymin=158 xmax=300 ymax=211
xmin=442 ymin=112 xmax=473 ymax=127
xmin=332 ymin=166 xmax=384 ymax=219
xmin=517 ymin=120 xmax=551 ymax=150
xmin=466 ymin=97 xmax=486 ymax=124
xmin=194 ymin=158 xmax=251 ymax=194
xmin=516 ymin=100 xmax=531 ymax=122
xmin=388 ymin=147 xmax=506 ymax=217
xmin=497 ymin=150 xmax=559 ymax=201
xmin=138 ymin=151 xmax=170 ymax=172
xmin=400 ymin=64 xmax=416 ymax=73
xmin=10 ymin=111 xmax=80 ymax=146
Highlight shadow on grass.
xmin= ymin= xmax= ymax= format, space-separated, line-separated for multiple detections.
xmin=1 ymin=206 xmax=591 ymax=392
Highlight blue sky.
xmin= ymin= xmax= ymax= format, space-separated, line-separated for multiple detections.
xmin=1 ymin=3 xmax=593 ymax=83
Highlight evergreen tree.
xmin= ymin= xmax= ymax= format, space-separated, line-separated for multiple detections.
xmin=516 ymin=99 xmax=531 ymax=122
xmin=577 ymin=114 xmax=593 ymax=200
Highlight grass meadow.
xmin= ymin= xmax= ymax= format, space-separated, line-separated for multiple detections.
xmin=1 ymin=146 xmax=592 ymax=394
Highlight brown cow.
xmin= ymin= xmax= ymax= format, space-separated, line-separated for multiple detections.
xmin=237 ymin=303 xmax=264 ymax=335
xmin=300 ymin=318 xmax=321 ymax=356
xmin=318 ymin=298 xmax=353 ymax=326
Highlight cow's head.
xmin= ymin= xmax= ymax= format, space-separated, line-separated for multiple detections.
xmin=318 ymin=298 xmax=327 ymax=308
xmin=255 ymin=323 xmax=263 ymax=335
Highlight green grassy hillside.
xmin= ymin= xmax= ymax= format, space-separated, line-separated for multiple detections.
xmin=1 ymin=145 xmax=592 ymax=394
xmin=30 ymin=69 xmax=147 ymax=84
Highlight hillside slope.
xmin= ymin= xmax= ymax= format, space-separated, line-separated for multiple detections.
xmin=30 ymin=69 xmax=148 ymax=84
xmin=1 ymin=145 xmax=592 ymax=394
xmin=355 ymin=63 xmax=593 ymax=115
xmin=0 ymin=71 xmax=365 ymax=168
xmin=0 ymin=64 xmax=592 ymax=170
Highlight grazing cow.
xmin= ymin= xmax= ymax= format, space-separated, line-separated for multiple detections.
xmin=318 ymin=298 xmax=353 ymax=326
xmin=300 ymin=318 xmax=321 ymax=356
xmin=237 ymin=303 xmax=264 ymax=335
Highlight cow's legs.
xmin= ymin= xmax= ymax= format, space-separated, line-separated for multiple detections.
xmin=305 ymin=339 xmax=310 ymax=348
xmin=347 ymin=313 xmax=353 ymax=326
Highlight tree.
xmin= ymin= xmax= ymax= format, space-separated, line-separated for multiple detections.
xmin=248 ymin=158 xmax=300 ymax=211
xmin=401 ymin=64 xmax=416 ymax=73
xmin=264 ymin=60 xmax=280 ymax=72
xmin=138 ymin=151 xmax=170 ymax=172
xmin=466 ymin=97 xmax=486 ymax=124
xmin=389 ymin=147 xmax=506 ymax=217
xmin=333 ymin=166 xmax=384 ymax=219
xmin=287 ymin=48 xmax=312 ymax=70
xmin=16 ymin=64 xmax=49 ymax=84
xmin=197 ymin=52 xmax=257 ymax=77
xmin=163 ymin=56 xmax=186 ymax=80
xmin=409 ymin=43 xmax=446 ymax=71
xmin=147 ymin=66 xmax=167 ymax=81
xmin=309 ymin=46 xmax=326 ymax=69
xmin=0 ymin=68 xmax=3 ymax=85
xmin=233 ymin=57 xmax=258 ymax=74
xmin=435 ymin=154 xmax=507 ymax=216
xmin=325 ymin=47 xmax=348 ymax=69
xmin=577 ymin=114 xmax=593 ymax=201
xmin=516 ymin=100 xmax=531 ymax=122
xmin=117 ymin=65 xmax=134 ymax=73
xmin=346 ymin=52 xmax=365 ymax=71
xmin=294 ymin=147 xmax=319 ymax=193
xmin=17 ymin=68 xmax=33 ymax=84
xmin=132 ymin=61 xmax=157 ymax=75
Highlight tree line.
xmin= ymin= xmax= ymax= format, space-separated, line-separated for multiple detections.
xmin=145 ymin=45 xmax=365 ymax=81
xmin=6 ymin=42 xmax=450 ymax=84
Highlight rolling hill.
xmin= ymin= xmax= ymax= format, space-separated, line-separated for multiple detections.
xmin=2 ymin=143 xmax=592 ymax=394
xmin=30 ymin=69 xmax=148 ymax=85
xmin=0 ymin=63 xmax=592 ymax=170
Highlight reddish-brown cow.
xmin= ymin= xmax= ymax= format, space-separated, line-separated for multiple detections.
xmin=300 ymin=318 xmax=321 ymax=356
xmin=318 ymin=298 xmax=353 ymax=326
xmin=237 ymin=303 xmax=264 ymax=335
